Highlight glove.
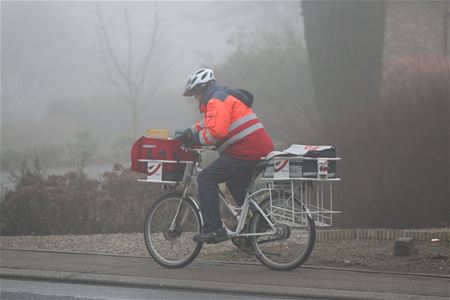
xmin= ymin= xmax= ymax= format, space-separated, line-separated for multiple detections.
xmin=178 ymin=128 xmax=193 ymax=146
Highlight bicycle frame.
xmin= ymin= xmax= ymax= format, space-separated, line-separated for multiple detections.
xmin=172 ymin=149 xmax=279 ymax=239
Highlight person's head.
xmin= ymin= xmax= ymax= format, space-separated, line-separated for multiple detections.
xmin=183 ymin=68 xmax=215 ymax=101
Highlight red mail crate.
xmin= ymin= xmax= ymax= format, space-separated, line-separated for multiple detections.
xmin=131 ymin=137 xmax=195 ymax=182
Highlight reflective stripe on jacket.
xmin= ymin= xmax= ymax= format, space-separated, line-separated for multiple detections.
xmin=191 ymin=83 xmax=274 ymax=160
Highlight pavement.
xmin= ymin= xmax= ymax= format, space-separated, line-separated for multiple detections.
xmin=1 ymin=249 xmax=449 ymax=300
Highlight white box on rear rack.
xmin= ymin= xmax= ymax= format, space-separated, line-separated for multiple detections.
xmin=261 ymin=154 xmax=341 ymax=227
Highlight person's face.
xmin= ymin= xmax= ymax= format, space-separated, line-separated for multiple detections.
xmin=193 ymin=87 xmax=202 ymax=102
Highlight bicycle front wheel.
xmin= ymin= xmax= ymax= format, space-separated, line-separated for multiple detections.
xmin=144 ymin=192 xmax=202 ymax=268
xmin=250 ymin=193 xmax=316 ymax=271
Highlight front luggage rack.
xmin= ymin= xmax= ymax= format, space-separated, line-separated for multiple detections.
xmin=137 ymin=159 xmax=193 ymax=184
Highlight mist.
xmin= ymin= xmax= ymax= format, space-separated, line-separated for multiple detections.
xmin=1 ymin=1 xmax=303 ymax=164
xmin=1 ymin=1 xmax=448 ymax=229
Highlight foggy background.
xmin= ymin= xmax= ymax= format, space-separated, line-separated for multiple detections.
xmin=1 ymin=1 xmax=302 ymax=178
xmin=1 ymin=1 xmax=448 ymax=232
xmin=1 ymin=1 xmax=304 ymax=171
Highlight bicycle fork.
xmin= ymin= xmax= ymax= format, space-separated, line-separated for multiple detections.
xmin=168 ymin=182 xmax=197 ymax=233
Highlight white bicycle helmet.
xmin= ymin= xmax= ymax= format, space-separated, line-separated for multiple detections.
xmin=183 ymin=68 xmax=215 ymax=96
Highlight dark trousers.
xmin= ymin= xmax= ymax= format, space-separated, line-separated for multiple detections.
xmin=197 ymin=154 xmax=258 ymax=233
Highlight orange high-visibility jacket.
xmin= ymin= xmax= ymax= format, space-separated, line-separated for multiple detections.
xmin=191 ymin=83 xmax=274 ymax=160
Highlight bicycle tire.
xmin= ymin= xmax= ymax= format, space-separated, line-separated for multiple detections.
xmin=144 ymin=192 xmax=203 ymax=268
xmin=250 ymin=194 xmax=316 ymax=271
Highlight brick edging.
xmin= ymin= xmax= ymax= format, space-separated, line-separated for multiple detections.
xmin=316 ymin=228 xmax=450 ymax=242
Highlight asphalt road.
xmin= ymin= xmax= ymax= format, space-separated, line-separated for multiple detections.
xmin=1 ymin=249 xmax=449 ymax=300
xmin=1 ymin=278 xmax=308 ymax=300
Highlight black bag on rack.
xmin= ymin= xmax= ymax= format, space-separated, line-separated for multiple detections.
xmin=302 ymin=147 xmax=337 ymax=178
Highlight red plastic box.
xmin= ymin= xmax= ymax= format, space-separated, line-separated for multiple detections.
xmin=131 ymin=137 xmax=195 ymax=182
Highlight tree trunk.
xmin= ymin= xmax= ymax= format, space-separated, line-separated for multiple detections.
xmin=132 ymin=103 xmax=138 ymax=137
xmin=302 ymin=1 xmax=387 ymax=228
xmin=302 ymin=0 xmax=386 ymax=125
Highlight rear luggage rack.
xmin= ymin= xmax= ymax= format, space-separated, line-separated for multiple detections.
xmin=262 ymin=155 xmax=341 ymax=227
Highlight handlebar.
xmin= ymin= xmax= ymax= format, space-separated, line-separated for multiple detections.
xmin=181 ymin=145 xmax=216 ymax=154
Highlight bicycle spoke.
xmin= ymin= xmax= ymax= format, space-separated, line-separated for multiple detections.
xmin=251 ymin=196 xmax=316 ymax=270
xmin=144 ymin=193 xmax=202 ymax=268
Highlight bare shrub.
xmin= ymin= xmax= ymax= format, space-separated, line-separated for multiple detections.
xmin=329 ymin=57 xmax=449 ymax=228
xmin=0 ymin=162 xmax=160 ymax=236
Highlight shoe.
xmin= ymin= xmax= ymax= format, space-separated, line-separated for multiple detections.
xmin=193 ymin=227 xmax=229 ymax=244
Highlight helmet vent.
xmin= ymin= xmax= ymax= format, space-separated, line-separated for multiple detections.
xmin=184 ymin=68 xmax=215 ymax=96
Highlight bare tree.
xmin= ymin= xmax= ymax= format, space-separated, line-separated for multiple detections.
xmin=96 ymin=2 xmax=163 ymax=137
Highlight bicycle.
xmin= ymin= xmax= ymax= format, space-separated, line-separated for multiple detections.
xmin=141 ymin=146 xmax=340 ymax=271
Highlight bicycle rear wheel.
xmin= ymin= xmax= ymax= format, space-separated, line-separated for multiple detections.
xmin=144 ymin=192 xmax=202 ymax=268
xmin=250 ymin=193 xmax=316 ymax=270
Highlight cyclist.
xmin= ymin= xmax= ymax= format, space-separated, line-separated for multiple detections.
xmin=179 ymin=68 xmax=274 ymax=244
